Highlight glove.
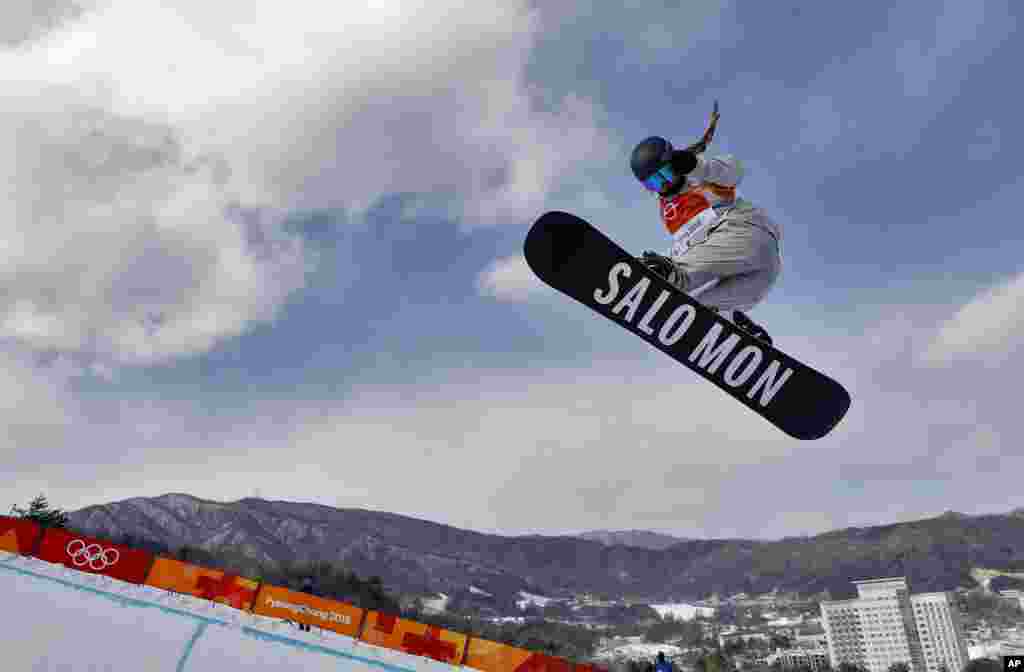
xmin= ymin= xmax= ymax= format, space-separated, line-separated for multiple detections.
xmin=670 ymin=150 xmax=698 ymax=176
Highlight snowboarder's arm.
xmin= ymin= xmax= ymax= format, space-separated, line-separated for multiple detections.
xmin=678 ymin=101 xmax=743 ymax=187
xmin=684 ymin=101 xmax=720 ymax=155
xmin=689 ymin=154 xmax=745 ymax=188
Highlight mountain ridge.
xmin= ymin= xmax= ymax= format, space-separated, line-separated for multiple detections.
xmin=575 ymin=529 xmax=693 ymax=550
xmin=64 ymin=494 xmax=1024 ymax=607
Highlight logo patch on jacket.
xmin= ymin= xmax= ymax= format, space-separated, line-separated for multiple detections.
xmin=661 ymin=189 xmax=711 ymax=235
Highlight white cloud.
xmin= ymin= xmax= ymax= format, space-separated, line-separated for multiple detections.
xmin=0 ymin=0 xmax=613 ymax=371
xmin=6 ymin=292 xmax=1024 ymax=539
xmin=20 ymin=358 xmax=801 ymax=536
xmin=476 ymin=255 xmax=550 ymax=302
xmin=920 ymin=271 xmax=1024 ymax=366
xmin=0 ymin=352 xmax=78 ymax=461
xmin=7 ymin=0 xmax=1024 ymax=541
xmin=0 ymin=0 xmax=81 ymax=46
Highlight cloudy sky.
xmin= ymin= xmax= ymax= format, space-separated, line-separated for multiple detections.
xmin=3 ymin=0 xmax=1023 ymax=541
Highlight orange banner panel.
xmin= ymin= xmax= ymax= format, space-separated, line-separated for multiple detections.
xmin=465 ymin=638 xmax=532 ymax=672
xmin=360 ymin=611 xmax=468 ymax=664
xmin=144 ymin=557 xmax=258 ymax=610
xmin=252 ymin=585 xmax=364 ymax=636
xmin=515 ymin=653 xmax=574 ymax=672
xmin=465 ymin=638 xmax=573 ymax=672
xmin=0 ymin=516 xmax=42 ymax=555
xmin=35 ymin=527 xmax=153 ymax=584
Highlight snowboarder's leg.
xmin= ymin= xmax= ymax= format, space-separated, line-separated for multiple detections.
xmin=670 ymin=221 xmax=781 ymax=341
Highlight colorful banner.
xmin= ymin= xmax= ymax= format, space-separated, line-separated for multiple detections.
xmin=511 ymin=652 xmax=574 ymax=672
xmin=360 ymin=611 xmax=468 ymax=664
xmin=34 ymin=527 xmax=153 ymax=584
xmin=9 ymin=522 xmax=602 ymax=672
xmin=465 ymin=638 xmax=574 ymax=672
xmin=575 ymin=664 xmax=604 ymax=672
xmin=144 ymin=557 xmax=258 ymax=610
xmin=252 ymin=585 xmax=364 ymax=636
xmin=0 ymin=516 xmax=42 ymax=555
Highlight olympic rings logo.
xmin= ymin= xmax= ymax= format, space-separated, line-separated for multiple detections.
xmin=66 ymin=539 xmax=120 ymax=571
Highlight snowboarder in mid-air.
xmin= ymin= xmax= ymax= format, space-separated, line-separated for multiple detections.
xmin=630 ymin=102 xmax=781 ymax=344
xmin=522 ymin=102 xmax=850 ymax=439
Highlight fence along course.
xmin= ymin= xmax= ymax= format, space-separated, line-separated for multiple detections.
xmin=3 ymin=519 xmax=606 ymax=672
xmin=360 ymin=611 xmax=469 ymax=664
xmin=0 ymin=516 xmax=43 ymax=555
xmin=34 ymin=526 xmax=155 ymax=584
xmin=465 ymin=637 xmax=574 ymax=672
xmin=145 ymin=557 xmax=259 ymax=610
xmin=253 ymin=583 xmax=365 ymax=637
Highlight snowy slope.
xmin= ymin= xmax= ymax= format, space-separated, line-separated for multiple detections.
xmin=592 ymin=637 xmax=684 ymax=661
xmin=0 ymin=551 xmax=462 ymax=672
xmin=648 ymin=603 xmax=716 ymax=620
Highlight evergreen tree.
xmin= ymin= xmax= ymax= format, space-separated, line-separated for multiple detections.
xmin=10 ymin=494 xmax=68 ymax=528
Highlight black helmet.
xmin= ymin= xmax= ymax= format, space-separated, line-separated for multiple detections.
xmin=631 ymin=136 xmax=674 ymax=182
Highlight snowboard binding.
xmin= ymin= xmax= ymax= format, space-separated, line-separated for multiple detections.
xmin=640 ymin=252 xmax=772 ymax=345
xmin=731 ymin=310 xmax=773 ymax=346
xmin=638 ymin=251 xmax=683 ymax=289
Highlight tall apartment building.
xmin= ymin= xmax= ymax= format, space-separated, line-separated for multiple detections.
xmin=821 ymin=579 xmax=969 ymax=672
xmin=999 ymin=589 xmax=1024 ymax=611
xmin=910 ymin=592 xmax=969 ymax=672
xmin=821 ymin=578 xmax=925 ymax=672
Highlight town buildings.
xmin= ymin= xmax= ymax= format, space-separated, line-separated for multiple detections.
xmin=910 ymin=591 xmax=970 ymax=672
xmin=820 ymin=578 xmax=968 ymax=672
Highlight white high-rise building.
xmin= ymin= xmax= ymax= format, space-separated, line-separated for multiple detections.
xmin=820 ymin=578 xmax=925 ymax=672
xmin=910 ymin=592 xmax=969 ymax=672
xmin=1000 ymin=589 xmax=1024 ymax=611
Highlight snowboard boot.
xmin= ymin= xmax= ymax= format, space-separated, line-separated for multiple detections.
xmin=731 ymin=310 xmax=773 ymax=346
xmin=638 ymin=251 xmax=685 ymax=291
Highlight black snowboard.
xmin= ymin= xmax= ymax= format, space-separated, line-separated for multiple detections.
xmin=523 ymin=211 xmax=851 ymax=440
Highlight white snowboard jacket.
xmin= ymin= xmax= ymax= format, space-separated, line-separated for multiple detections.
xmin=658 ymin=153 xmax=783 ymax=256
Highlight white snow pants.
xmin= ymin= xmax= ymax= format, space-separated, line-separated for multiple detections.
xmin=671 ymin=219 xmax=781 ymax=314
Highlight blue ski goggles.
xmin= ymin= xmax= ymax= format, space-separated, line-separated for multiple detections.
xmin=641 ymin=164 xmax=678 ymax=193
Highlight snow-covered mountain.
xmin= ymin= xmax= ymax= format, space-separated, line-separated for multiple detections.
xmin=576 ymin=530 xmax=692 ymax=550
xmin=64 ymin=494 xmax=1024 ymax=605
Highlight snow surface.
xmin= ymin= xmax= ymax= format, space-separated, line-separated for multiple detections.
xmin=649 ymin=603 xmax=716 ymax=621
xmin=594 ymin=637 xmax=684 ymax=661
xmin=469 ymin=586 xmax=493 ymax=597
xmin=0 ymin=551 xmax=464 ymax=672
xmin=516 ymin=591 xmax=559 ymax=610
xmin=422 ymin=593 xmax=450 ymax=614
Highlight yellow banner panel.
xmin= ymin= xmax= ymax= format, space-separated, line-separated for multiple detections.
xmin=252 ymin=584 xmax=364 ymax=637
xmin=360 ymin=611 xmax=467 ymax=664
